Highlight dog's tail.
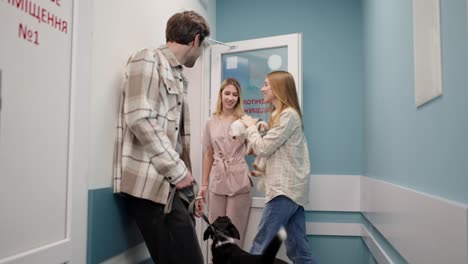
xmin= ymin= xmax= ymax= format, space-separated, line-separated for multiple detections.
xmin=262 ymin=227 xmax=287 ymax=262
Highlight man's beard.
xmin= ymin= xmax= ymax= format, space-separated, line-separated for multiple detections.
xmin=184 ymin=55 xmax=197 ymax=68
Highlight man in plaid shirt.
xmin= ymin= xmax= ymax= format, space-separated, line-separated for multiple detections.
xmin=113 ymin=11 xmax=210 ymax=263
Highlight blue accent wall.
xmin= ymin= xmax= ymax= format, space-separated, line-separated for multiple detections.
xmin=363 ymin=0 xmax=468 ymax=204
xmin=217 ymin=0 xmax=365 ymax=175
xmin=306 ymin=212 xmax=407 ymax=263
xmin=87 ymin=188 xmax=143 ymax=264
xmin=309 ymin=236 xmax=376 ymax=264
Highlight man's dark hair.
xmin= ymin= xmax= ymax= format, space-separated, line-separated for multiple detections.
xmin=166 ymin=11 xmax=210 ymax=46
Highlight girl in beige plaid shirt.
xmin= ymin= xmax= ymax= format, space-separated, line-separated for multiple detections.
xmin=240 ymin=71 xmax=317 ymax=264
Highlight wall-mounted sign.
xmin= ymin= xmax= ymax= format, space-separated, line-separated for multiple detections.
xmin=412 ymin=0 xmax=442 ymax=107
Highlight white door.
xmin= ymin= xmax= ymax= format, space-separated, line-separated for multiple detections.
xmin=200 ymin=33 xmax=302 ymax=262
xmin=0 ymin=1 xmax=87 ymax=263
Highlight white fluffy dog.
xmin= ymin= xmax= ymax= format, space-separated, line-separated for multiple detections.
xmin=229 ymin=119 xmax=269 ymax=192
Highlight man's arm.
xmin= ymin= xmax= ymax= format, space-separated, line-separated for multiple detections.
xmin=123 ymin=49 xmax=187 ymax=184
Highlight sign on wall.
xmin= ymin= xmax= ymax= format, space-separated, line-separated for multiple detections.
xmin=412 ymin=0 xmax=442 ymax=107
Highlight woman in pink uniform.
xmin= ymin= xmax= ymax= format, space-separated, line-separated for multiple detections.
xmin=200 ymin=77 xmax=252 ymax=247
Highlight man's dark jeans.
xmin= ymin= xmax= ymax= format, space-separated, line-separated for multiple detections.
xmin=126 ymin=193 xmax=204 ymax=264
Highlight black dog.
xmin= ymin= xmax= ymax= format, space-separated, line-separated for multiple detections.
xmin=203 ymin=215 xmax=288 ymax=264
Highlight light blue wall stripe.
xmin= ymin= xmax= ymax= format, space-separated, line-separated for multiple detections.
xmin=305 ymin=211 xmax=363 ymax=223
xmin=87 ymin=188 xmax=143 ymax=264
xmin=309 ymin=236 xmax=376 ymax=264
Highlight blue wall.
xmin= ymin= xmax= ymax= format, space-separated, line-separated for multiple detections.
xmin=309 ymin=236 xmax=375 ymax=264
xmin=217 ymin=0 xmax=365 ymax=175
xmin=87 ymin=188 xmax=143 ymax=264
xmin=363 ymin=0 xmax=468 ymax=204
xmin=306 ymin=212 xmax=406 ymax=264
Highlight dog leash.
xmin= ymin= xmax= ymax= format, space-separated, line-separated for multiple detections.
xmin=164 ymin=181 xmax=200 ymax=215
xmin=200 ymin=211 xmax=211 ymax=226
xmin=163 ymin=182 xmax=234 ymax=242
xmin=200 ymin=212 xmax=234 ymax=242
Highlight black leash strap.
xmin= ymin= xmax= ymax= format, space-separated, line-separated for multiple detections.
xmin=200 ymin=212 xmax=234 ymax=242
xmin=200 ymin=211 xmax=211 ymax=225
xmin=164 ymin=181 xmax=200 ymax=215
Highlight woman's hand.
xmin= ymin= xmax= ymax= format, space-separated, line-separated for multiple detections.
xmin=199 ymin=185 xmax=208 ymax=203
xmin=194 ymin=185 xmax=208 ymax=218
xmin=240 ymin=115 xmax=258 ymax=128
xmin=194 ymin=197 xmax=204 ymax=217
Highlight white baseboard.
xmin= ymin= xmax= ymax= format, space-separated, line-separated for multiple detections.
xmin=306 ymin=175 xmax=361 ymax=212
xmin=306 ymin=222 xmax=362 ymax=236
xmin=251 ymin=175 xmax=361 ymax=212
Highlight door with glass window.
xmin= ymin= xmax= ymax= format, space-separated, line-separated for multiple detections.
xmin=202 ymin=33 xmax=302 ymax=262
xmin=209 ymin=33 xmax=302 ymax=197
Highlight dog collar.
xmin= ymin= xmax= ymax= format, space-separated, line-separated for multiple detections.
xmin=214 ymin=237 xmax=235 ymax=248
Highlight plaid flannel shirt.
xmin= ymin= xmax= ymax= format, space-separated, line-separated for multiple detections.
xmin=113 ymin=45 xmax=192 ymax=205
xmin=246 ymin=108 xmax=310 ymax=206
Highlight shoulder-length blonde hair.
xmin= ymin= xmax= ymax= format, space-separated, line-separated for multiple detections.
xmin=267 ymin=71 xmax=303 ymax=128
xmin=213 ymin=78 xmax=245 ymax=118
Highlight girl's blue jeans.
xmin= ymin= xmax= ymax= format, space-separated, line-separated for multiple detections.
xmin=250 ymin=195 xmax=318 ymax=264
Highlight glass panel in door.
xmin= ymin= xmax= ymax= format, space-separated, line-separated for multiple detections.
xmin=221 ymin=47 xmax=288 ymax=123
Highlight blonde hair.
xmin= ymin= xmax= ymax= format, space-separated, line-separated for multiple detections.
xmin=267 ymin=71 xmax=303 ymax=128
xmin=213 ymin=78 xmax=244 ymax=118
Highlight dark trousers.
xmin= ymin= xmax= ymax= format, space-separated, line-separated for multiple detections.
xmin=126 ymin=193 xmax=204 ymax=264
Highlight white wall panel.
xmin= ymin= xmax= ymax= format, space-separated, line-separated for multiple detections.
xmin=306 ymin=175 xmax=361 ymax=212
xmin=361 ymin=177 xmax=468 ymax=264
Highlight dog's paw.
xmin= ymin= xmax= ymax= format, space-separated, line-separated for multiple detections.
xmin=256 ymin=121 xmax=269 ymax=136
